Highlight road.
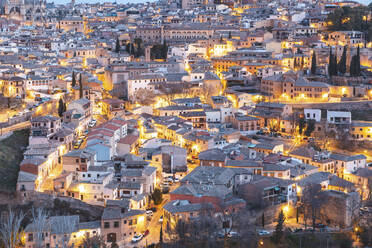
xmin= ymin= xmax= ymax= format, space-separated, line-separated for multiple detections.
xmin=122 ymin=184 xmax=178 ymax=248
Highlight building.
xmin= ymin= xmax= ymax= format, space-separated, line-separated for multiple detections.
xmin=101 ymin=208 xmax=146 ymax=244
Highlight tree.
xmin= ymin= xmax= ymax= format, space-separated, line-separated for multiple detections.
xmin=311 ymin=51 xmax=317 ymax=74
xmin=58 ymin=98 xmax=65 ymax=117
xmin=0 ymin=208 xmax=25 ymax=248
xmin=298 ymin=117 xmax=306 ymax=135
xmin=356 ymin=45 xmax=361 ymax=75
xmin=337 ymin=46 xmax=347 ymax=74
xmin=304 ymin=119 xmax=315 ymax=137
xmin=110 ymin=242 xmax=119 ymax=248
xmin=71 ymin=71 xmax=76 ymax=87
xmin=300 ymin=183 xmax=322 ymax=230
xmin=115 ymin=37 xmax=120 ymax=53
xmin=328 ymin=47 xmax=337 ymax=77
xmin=133 ymin=88 xmax=156 ymax=106
xmin=151 ymin=188 xmax=163 ymax=205
xmin=294 ymin=57 xmax=298 ymax=69
xmin=349 ymin=46 xmax=360 ymax=77
xmin=273 ymin=210 xmax=285 ymax=243
xmin=54 ymin=216 xmax=78 ymax=248
xmin=133 ymin=38 xmax=144 ymax=58
xmin=162 ymin=40 xmax=168 ymax=60
xmin=79 ymin=73 xmax=83 ymax=99
xmin=300 ymin=56 xmax=304 ymax=69
xmin=159 ymin=226 xmax=163 ymax=245
xmin=82 ymin=233 xmax=107 ymax=248
xmin=31 ymin=208 xmax=48 ymax=248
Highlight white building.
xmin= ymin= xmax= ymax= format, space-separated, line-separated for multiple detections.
xmin=304 ymin=109 xmax=321 ymax=122
xmin=327 ymin=111 xmax=351 ymax=124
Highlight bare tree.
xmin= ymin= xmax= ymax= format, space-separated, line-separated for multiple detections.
xmin=31 ymin=207 xmax=49 ymax=248
xmin=202 ymin=84 xmax=215 ymax=104
xmin=300 ymin=183 xmax=322 ymax=229
xmin=81 ymin=233 xmax=107 ymax=248
xmin=54 ymin=216 xmax=79 ymax=248
xmin=133 ymin=88 xmax=156 ymax=106
xmin=0 ymin=208 xmax=25 ymax=248
xmin=159 ymin=83 xmax=188 ymax=105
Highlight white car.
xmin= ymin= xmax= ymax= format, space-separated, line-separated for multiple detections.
xmin=258 ymin=230 xmax=271 ymax=236
xmin=159 ymin=216 xmax=163 ymax=223
xmin=146 ymin=210 xmax=153 ymax=216
xmin=131 ymin=234 xmax=143 ymax=243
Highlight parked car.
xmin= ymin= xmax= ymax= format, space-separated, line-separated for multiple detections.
xmin=142 ymin=230 xmax=149 ymax=237
xmin=360 ymin=207 xmax=371 ymax=212
xmin=173 ymin=178 xmax=180 ymax=183
xmin=164 ymin=177 xmax=173 ymax=183
xmin=161 ymin=186 xmax=169 ymax=194
xmin=159 ymin=216 xmax=163 ymax=223
xmin=146 ymin=210 xmax=153 ymax=216
xmin=228 ymin=231 xmax=239 ymax=238
xmin=131 ymin=234 xmax=143 ymax=243
xmin=315 ymin=223 xmax=326 ymax=229
xmin=258 ymin=230 xmax=270 ymax=236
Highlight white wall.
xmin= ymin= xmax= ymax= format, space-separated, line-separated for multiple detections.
xmin=304 ymin=109 xmax=321 ymax=122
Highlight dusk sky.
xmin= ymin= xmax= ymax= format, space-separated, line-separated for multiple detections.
xmin=53 ymin=0 xmax=371 ymax=4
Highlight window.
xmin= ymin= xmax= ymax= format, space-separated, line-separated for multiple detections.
xmin=28 ymin=233 xmax=33 ymax=242
xmin=114 ymin=221 xmax=119 ymax=228
xmin=104 ymin=222 xmax=110 ymax=228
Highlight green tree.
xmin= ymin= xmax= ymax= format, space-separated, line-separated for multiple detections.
xmin=151 ymin=188 xmax=163 ymax=205
xmin=305 ymin=119 xmax=315 ymax=137
xmin=115 ymin=37 xmax=120 ymax=53
xmin=58 ymin=98 xmax=64 ymax=117
xmin=311 ymin=51 xmax=317 ymax=74
xmin=273 ymin=210 xmax=285 ymax=243
xmin=338 ymin=46 xmax=347 ymax=74
xmin=79 ymin=73 xmax=83 ymax=99
xmin=350 ymin=47 xmax=360 ymax=76
xmin=71 ymin=71 xmax=76 ymax=87
xmin=356 ymin=45 xmax=361 ymax=75
xmin=298 ymin=117 xmax=306 ymax=135
xmin=300 ymin=56 xmax=304 ymax=69
xmin=294 ymin=57 xmax=298 ymax=69
xmin=328 ymin=47 xmax=338 ymax=77
xmin=162 ymin=40 xmax=168 ymax=59
xmin=159 ymin=226 xmax=163 ymax=245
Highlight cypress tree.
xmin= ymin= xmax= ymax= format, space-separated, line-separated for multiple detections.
xmin=356 ymin=45 xmax=360 ymax=75
xmin=115 ymin=37 xmax=121 ymax=53
xmin=58 ymin=98 xmax=64 ymax=117
xmin=311 ymin=51 xmax=317 ymax=75
xmin=79 ymin=73 xmax=83 ymax=99
xmin=328 ymin=48 xmax=333 ymax=77
xmin=337 ymin=46 xmax=347 ymax=74
xmin=333 ymin=50 xmax=338 ymax=75
xmin=71 ymin=71 xmax=76 ymax=87
xmin=350 ymin=55 xmax=357 ymax=76
xmin=162 ymin=40 xmax=168 ymax=60
xmin=294 ymin=57 xmax=298 ymax=69
xmin=300 ymin=56 xmax=304 ymax=69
